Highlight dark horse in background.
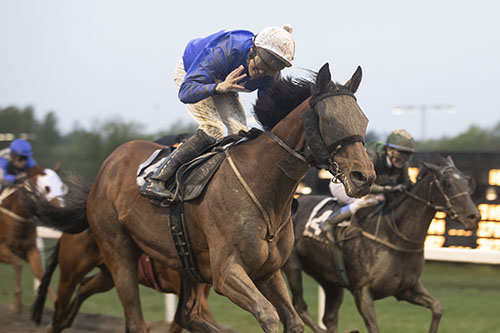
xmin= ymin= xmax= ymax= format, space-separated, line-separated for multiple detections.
xmin=283 ymin=156 xmax=481 ymax=333
xmin=31 ymin=226 xmax=216 ymax=333
xmin=31 ymin=63 xmax=376 ymax=332
xmin=0 ymin=165 xmax=66 ymax=313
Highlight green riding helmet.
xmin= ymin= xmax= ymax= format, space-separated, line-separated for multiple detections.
xmin=385 ymin=129 xmax=416 ymax=153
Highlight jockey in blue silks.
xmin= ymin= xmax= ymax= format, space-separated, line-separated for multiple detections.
xmin=141 ymin=25 xmax=296 ymax=200
xmin=0 ymin=139 xmax=36 ymax=190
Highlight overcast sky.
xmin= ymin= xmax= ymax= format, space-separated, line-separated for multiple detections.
xmin=1 ymin=0 xmax=499 ymax=140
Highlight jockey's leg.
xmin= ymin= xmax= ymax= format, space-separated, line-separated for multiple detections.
xmin=213 ymin=92 xmax=248 ymax=135
xmin=139 ymin=129 xmax=215 ymax=200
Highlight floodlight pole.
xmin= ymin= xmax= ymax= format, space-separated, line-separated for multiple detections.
xmin=392 ymin=105 xmax=454 ymax=141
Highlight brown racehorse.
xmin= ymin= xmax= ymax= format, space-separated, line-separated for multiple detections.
xmin=0 ymin=164 xmax=66 ymax=313
xmin=32 ymin=63 xmax=376 ymax=332
xmin=283 ymin=156 xmax=481 ymax=333
xmin=31 ymin=228 xmax=215 ymax=333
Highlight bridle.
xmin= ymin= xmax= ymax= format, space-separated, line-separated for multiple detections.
xmin=303 ymin=88 xmax=365 ymax=181
xmin=402 ymin=166 xmax=470 ymax=220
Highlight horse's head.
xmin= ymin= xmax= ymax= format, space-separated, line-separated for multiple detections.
xmin=419 ymin=157 xmax=480 ymax=230
xmin=27 ymin=166 xmax=67 ymax=207
xmin=304 ymin=63 xmax=375 ymax=197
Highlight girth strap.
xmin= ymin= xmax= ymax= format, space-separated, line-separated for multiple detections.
xmin=169 ymin=203 xmax=207 ymax=282
xmin=359 ymin=229 xmax=424 ymax=253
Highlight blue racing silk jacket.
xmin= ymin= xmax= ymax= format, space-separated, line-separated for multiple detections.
xmin=0 ymin=152 xmax=36 ymax=183
xmin=179 ymin=30 xmax=277 ymax=104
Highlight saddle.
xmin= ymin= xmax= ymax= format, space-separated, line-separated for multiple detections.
xmin=137 ymin=129 xmax=262 ymax=206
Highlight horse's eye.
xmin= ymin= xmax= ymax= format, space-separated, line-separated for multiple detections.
xmin=44 ymin=186 xmax=51 ymax=194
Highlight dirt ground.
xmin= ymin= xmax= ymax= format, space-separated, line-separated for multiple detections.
xmin=0 ymin=303 xmax=180 ymax=332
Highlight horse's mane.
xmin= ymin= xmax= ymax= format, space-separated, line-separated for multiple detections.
xmin=253 ymin=75 xmax=313 ymax=130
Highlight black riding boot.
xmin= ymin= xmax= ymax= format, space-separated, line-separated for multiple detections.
xmin=320 ymin=206 xmax=352 ymax=243
xmin=140 ymin=130 xmax=215 ymax=200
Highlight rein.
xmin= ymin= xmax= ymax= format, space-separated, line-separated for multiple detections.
xmin=358 ymin=211 xmax=424 ymax=253
xmin=0 ymin=185 xmax=29 ymax=222
xmin=359 ymin=165 xmax=470 ymax=253
xmin=402 ymin=166 xmax=469 ymax=220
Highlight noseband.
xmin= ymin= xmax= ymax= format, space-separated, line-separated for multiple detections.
xmin=403 ymin=166 xmax=470 ymax=220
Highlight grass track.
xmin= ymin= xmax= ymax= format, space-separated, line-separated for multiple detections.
xmin=1 ymin=243 xmax=499 ymax=332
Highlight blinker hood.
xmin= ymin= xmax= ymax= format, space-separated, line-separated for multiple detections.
xmin=303 ymin=90 xmax=368 ymax=166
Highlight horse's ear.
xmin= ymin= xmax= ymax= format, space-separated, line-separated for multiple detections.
xmin=421 ymin=161 xmax=439 ymax=172
xmin=313 ymin=63 xmax=332 ymax=95
xmin=344 ymin=66 xmax=362 ymax=93
xmin=53 ymin=162 xmax=62 ymax=173
xmin=446 ymin=156 xmax=455 ymax=167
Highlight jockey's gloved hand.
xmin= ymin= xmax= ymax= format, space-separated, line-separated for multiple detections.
xmin=383 ymin=184 xmax=405 ymax=192
xmin=393 ymin=184 xmax=406 ymax=192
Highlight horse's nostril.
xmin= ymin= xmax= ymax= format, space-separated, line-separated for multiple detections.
xmin=471 ymin=213 xmax=481 ymax=222
xmin=350 ymin=171 xmax=367 ymax=185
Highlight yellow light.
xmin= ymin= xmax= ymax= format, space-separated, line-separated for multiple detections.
xmin=408 ymin=167 xmax=419 ymax=184
xmin=489 ymin=169 xmax=500 ymax=186
xmin=424 ymin=235 xmax=445 ymax=248
xmin=428 ymin=219 xmax=446 ymax=235
xmin=477 ymin=238 xmax=500 ymax=251
xmin=478 ymin=204 xmax=500 ymax=221
xmin=318 ymin=169 xmax=332 ymax=180
xmin=296 ymin=183 xmax=312 ymax=195
xmin=477 ymin=221 xmax=500 ymax=238
xmin=435 ymin=211 xmax=447 ymax=219
xmin=448 ymin=229 xmax=473 ymax=237
xmin=486 ymin=187 xmax=498 ymax=201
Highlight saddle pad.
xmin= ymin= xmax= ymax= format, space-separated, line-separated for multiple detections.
xmin=303 ymin=197 xmax=338 ymax=242
xmin=136 ymin=148 xmax=173 ymax=187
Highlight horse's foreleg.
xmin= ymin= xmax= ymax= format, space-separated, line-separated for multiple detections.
xmin=12 ymin=254 xmax=24 ymax=313
xmin=352 ymin=286 xmax=379 ymax=333
xmin=282 ymin=254 xmax=325 ymax=333
xmin=255 ymin=270 xmax=304 ymax=333
xmin=212 ymin=262 xmax=281 ymax=333
xmin=175 ymin=280 xmax=219 ymax=332
xmin=321 ymin=282 xmax=344 ymax=333
xmin=395 ymin=279 xmax=442 ymax=333
xmin=0 ymin=245 xmax=23 ymax=313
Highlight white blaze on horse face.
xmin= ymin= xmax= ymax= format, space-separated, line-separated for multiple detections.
xmin=36 ymin=169 xmax=67 ymax=203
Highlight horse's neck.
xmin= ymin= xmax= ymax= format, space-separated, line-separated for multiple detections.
xmin=391 ymin=177 xmax=437 ymax=243
xmin=233 ymin=98 xmax=311 ymax=218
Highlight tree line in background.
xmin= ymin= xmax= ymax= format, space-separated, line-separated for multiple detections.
xmin=0 ymin=106 xmax=196 ymax=181
xmin=1 ymin=105 xmax=500 ymax=181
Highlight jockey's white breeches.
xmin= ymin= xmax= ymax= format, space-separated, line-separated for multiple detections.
xmin=173 ymin=58 xmax=248 ymax=140
xmin=329 ymin=181 xmax=384 ymax=213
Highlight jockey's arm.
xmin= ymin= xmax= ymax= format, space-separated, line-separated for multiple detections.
xmin=178 ymin=47 xmax=228 ymax=104
xmin=370 ymin=183 xmax=406 ymax=193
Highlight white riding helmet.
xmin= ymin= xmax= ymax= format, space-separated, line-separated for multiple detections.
xmin=254 ymin=24 xmax=295 ymax=68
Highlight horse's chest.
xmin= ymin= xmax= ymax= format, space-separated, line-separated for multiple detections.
xmin=370 ymin=259 xmax=423 ymax=297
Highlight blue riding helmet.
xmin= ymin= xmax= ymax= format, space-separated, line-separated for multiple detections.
xmin=10 ymin=139 xmax=33 ymax=157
